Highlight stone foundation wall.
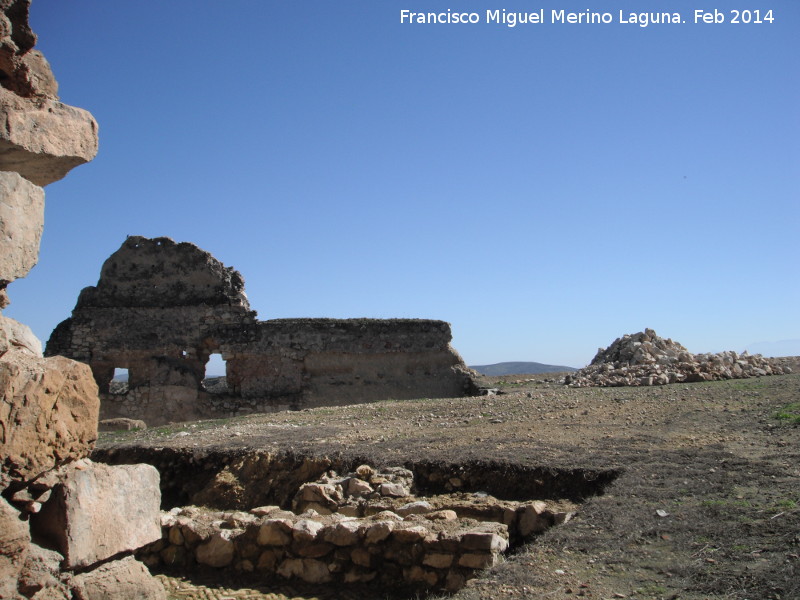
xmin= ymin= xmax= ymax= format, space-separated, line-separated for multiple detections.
xmin=143 ymin=505 xmax=511 ymax=592
xmin=47 ymin=238 xmax=476 ymax=426
xmin=137 ymin=465 xmax=573 ymax=593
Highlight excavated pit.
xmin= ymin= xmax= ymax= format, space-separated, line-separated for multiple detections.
xmin=92 ymin=447 xmax=617 ymax=510
xmin=92 ymin=447 xmax=619 ymax=595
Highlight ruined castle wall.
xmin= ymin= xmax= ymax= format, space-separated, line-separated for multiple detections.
xmin=70 ymin=317 xmax=472 ymax=425
xmin=229 ymin=319 xmax=471 ymax=406
xmin=46 ymin=238 xmax=476 ymax=426
xmin=49 ymin=305 xmax=258 ymax=391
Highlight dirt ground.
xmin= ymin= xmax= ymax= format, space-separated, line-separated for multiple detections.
xmin=97 ymin=369 xmax=800 ymax=600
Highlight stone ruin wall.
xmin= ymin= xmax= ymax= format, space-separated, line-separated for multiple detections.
xmin=135 ymin=464 xmax=575 ymax=593
xmin=46 ymin=236 xmax=477 ymax=426
xmin=0 ymin=3 xmax=166 ymax=598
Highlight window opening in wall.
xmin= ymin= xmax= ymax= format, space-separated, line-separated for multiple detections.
xmin=203 ymin=353 xmax=228 ymax=394
xmin=109 ymin=368 xmax=129 ymax=395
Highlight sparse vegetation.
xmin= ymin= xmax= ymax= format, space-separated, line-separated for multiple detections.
xmin=774 ymin=401 xmax=800 ymax=424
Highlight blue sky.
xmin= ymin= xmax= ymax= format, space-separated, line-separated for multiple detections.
xmin=6 ymin=0 xmax=799 ymax=368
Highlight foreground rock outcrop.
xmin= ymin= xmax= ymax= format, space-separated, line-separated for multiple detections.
xmin=0 ymin=0 xmax=97 ymax=188
xmin=1 ymin=3 xmax=164 ymax=597
xmin=0 ymin=172 xmax=43 ymax=287
xmin=0 ymin=86 xmax=98 ymax=186
xmin=32 ymin=460 xmax=161 ymax=569
xmin=566 ymin=328 xmax=792 ymax=387
xmin=46 ymin=236 xmax=477 ymax=426
xmin=0 ymin=351 xmax=99 ymax=488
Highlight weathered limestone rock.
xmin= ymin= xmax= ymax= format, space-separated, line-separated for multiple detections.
xmin=0 ymin=0 xmax=36 ymax=50
xmin=0 ymin=0 xmax=43 ymax=100
xmin=323 ymin=520 xmax=361 ymax=546
xmin=0 ymin=170 xmax=43 ymax=285
xmin=379 ymin=482 xmax=410 ymax=498
xmin=460 ymin=527 xmax=509 ymax=553
xmin=195 ymin=530 xmax=237 ymax=568
xmin=277 ymin=557 xmax=332 ymax=584
xmin=257 ymin=519 xmax=293 ymax=546
xmin=293 ymin=482 xmax=344 ymax=514
xmin=345 ymin=477 xmax=373 ymax=497
xmin=397 ymin=501 xmax=434 ymax=517
xmin=292 ymin=519 xmax=324 ymax=543
xmin=517 ymin=500 xmax=550 ymax=536
xmin=566 ymin=328 xmax=793 ymax=387
xmin=0 ymin=88 xmax=98 ymax=186
xmin=0 ymin=314 xmax=42 ymax=356
xmin=0 ymin=352 xmax=99 ymax=487
xmin=71 ymin=556 xmax=166 ymax=600
xmin=32 ymin=461 xmax=161 ymax=569
xmin=16 ymin=49 xmax=58 ymax=98
xmin=0 ymin=495 xmax=30 ymax=598
xmin=17 ymin=543 xmax=70 ymax=598
xmin=363 ymin=520 xmax=395 ymax=544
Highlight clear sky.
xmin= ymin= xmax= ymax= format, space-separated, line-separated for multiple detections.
xmin=6 ymin=0 xmax=799 ymax=368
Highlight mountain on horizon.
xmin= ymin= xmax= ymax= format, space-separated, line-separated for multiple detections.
xmin=470 ymin=361 xmax=578 ymax=376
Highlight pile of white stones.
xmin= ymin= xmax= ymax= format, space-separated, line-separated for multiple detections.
xmin=565 ymin=329 xmax=792 ymax=387
xmin=139 ymin=465 xmax=573 ymax=592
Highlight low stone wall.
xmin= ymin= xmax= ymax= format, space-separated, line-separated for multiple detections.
xmin=143 ymin=506 xmax=510 ymax=592
xmin=138 ymin=465 xmax=573 ymax=593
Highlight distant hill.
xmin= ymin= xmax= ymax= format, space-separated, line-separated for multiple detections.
xmin=470 ymin=362 xmax=578 ymax=376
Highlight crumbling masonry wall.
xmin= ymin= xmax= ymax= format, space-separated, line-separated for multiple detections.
xmin=46 ymin=237 xmax=476 ymax=425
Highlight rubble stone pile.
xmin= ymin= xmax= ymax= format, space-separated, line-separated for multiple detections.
xmin=139 ymin=465 xmax=574 ymax=592
xmin=566 ymin=329 xmax=792 ymax=387
xmin=1 ymin=3 xmax=165 ymax=597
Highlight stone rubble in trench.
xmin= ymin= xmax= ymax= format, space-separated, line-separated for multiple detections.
xmin=139 ymin=465 xmax=576 ymax=593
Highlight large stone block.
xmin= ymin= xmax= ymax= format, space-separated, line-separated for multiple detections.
xmin=0 ymin=353 xmax=99 ymax=487
xmin=0 ymin=88 xmax=98 ymax=186
xmin=0 ymin=495 xmax=30 ymax=598
xmin=33 ymin=461 xmax=162 ymax=569
xmin=0 ymin=170 xmax=43 ymax=284
xmin=71 ymin=556 xmax=166 ymax=600
xmin=0 ymin=315 xmax=42 ymax=357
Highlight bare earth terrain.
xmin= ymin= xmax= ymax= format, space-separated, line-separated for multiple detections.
xmin=96 ymin=369 xmax=800 ymax=600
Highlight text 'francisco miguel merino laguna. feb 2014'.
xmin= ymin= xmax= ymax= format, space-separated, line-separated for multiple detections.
xmin=399 ymin=9 xmax=776 ymax=28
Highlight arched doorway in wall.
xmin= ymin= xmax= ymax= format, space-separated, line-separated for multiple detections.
xmin=202 ymin=352 xmax=229 ymax=394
